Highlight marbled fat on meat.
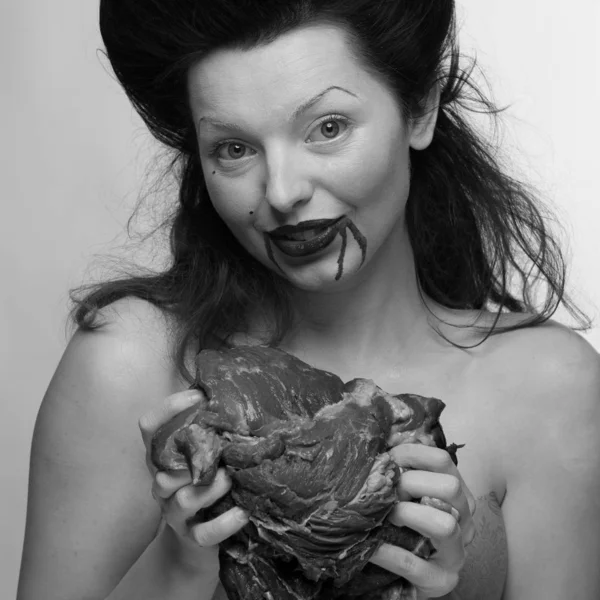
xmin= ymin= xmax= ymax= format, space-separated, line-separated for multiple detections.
xmin=151 ymin=346 xmax=456 ymax=600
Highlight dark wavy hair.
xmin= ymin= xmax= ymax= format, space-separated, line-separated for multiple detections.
xmin=71 ymin=0 xmax=589 ymax=382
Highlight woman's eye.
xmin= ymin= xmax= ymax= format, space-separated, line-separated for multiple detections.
xmin=307 ymin=117 xmax=349 ymax=143
xmin=215 ymin=142 xmax=255 ymax=161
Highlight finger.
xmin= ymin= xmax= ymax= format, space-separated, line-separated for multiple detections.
xmin=389 ymin=502 xmax=467 ymax=571
xmin=392 ymin=493 xmax=474 ymax=552
xmin=370 ymin=543 xmax=459 ymax=597
xmin=139 ymin=389 xmax=204 ymax=445
xmin=390 ymin=444 xmax=457 ymax=474
xmin=153 ymin=469 xmax=193 ymax=499
xmin=389 ymin=502 xmax=460 ymax=544
xmin=169 ymin=469 xmax=232 ymax=523
xmin=459 ymin=495 xmax=477 ymax=547
xmin=390 ymin=502 xmax=466 ymax=570
xmin=395 ymin=467 xmax=413 ymax=502
xmin=390 ymin=444 xmax=477 ymax=529
xmin=429 ymin=526 xmax=466 ymax=572
xmin=191 ymin=507 xmax=250 ymax=547
xmin=400 ymin=471 xmax=471 ymax=522
xmin=463 ymin=519 xmax=477 ymax=547
xmin=421 ymin=496 xmax=475 ymax=550
xmin=466 ymin=490 xmax=477 ymax=518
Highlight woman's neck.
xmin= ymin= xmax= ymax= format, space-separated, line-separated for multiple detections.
xmin=281 ymin=226 xmax=441 ymax=371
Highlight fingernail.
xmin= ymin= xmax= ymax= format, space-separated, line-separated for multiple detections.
xmin=234 ymin=508 xmax=249 ymax=522
xmin=186 ymin=389 xmax=203 ymax=401
xmin=216 ymin=468 xmax=231 ymax=484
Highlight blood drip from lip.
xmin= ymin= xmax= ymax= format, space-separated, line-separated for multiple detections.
xmin=345 ymin=220 xmax=368 ymax=267
xmin=334 ymin=218 xmax=367 ymax=281
xmin=336 ymin=228 xmax=348 ymax=281
xmin=263 ymin=218 xmax=368 ymax=281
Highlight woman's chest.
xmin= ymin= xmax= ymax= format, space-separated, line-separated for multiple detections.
xmin=369 ymin=367 xmax=510 ymax=600
xmin=340 ymin=352 xmax=511 ymax=503
xmin=211 ymin=343 xmax=512 ymax=600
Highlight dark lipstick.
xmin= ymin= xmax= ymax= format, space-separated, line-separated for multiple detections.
xmin=267 ymin=217 xmax=345 ymax=257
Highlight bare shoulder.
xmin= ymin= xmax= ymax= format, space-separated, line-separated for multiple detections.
xmin=45 ymin=297 xmax=189 ymax=447
xmin=475 ymin=322 xmax=600 ymax=599
xmin=67 ymin=296 xmax=189 ymax=388
xmin=475 ymin=320 xmax=600 ymax=473
xmin=435 ymin=306 xmax=599 ymax=410
xmin=18 ymin=298 xmax=189 ymax=600
xmin=481 ymin=320 xmax=599 ymax=408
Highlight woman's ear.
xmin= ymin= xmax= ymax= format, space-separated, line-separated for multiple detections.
xmin=409 ymin=84 xmax=441 ymax=151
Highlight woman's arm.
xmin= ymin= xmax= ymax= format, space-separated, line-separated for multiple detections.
xmin=17 ymin=299 xmax=217 ymax=600
xmin=104 ymin=524 xmax=219 ymax=600
xmin=500 ymin=328 xmax=600 ymax=600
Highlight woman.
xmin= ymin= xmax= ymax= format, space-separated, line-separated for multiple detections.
xmin=17 ymin=1 xmax=600 ymax=599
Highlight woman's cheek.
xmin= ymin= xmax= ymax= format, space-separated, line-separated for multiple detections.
xmin=205 ymin=174 xmax=271 ymax=262
xmin=328 ymin=139 xmax=408 ymax=211
xmin=206 ymin=174 xmax=252 ymax=224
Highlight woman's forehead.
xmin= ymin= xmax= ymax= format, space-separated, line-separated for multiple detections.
xmin=187 ymin=23 xmax=372 ymax=119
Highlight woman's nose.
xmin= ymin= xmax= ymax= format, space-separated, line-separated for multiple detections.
xmin=263 ymin=152 xmax=313 ymax=214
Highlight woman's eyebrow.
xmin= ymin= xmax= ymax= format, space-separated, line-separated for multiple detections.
xmin=198 ymin=85 xmax=358 ymax=131
xmin=289 ymin=85 xmax=358 ymax=121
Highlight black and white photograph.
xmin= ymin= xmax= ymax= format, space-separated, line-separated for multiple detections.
xmin=3 ymin=1 xmax=600 ymax=599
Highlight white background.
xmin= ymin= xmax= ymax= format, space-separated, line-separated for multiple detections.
xmin=2 ymin=1 xmax=599 ymax=596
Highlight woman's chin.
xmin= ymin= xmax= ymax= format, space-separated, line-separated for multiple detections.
xmin=275 ymin=256 xmax=363 ymax=293
xmin=246 ymin=234 xmax=367 ymax=292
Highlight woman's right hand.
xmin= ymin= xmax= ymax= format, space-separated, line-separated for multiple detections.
xmin=138 ymin=390 xmax=249 ymax=572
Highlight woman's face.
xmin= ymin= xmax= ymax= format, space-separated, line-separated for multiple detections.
xmin=188 ymin=24 xmax=436 ymax=291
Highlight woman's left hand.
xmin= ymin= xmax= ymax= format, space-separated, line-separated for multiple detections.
xmin=369 ymin=444 xmax=477 ymax=599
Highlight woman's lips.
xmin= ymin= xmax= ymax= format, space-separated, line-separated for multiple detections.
xmin=267 ymin=217 xmax=345 ymax=257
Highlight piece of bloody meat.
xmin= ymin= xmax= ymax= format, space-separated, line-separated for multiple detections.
xmin=151 ymin=346 xmax=461 ymax=600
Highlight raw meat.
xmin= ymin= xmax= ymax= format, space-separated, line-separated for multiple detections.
xmin=151 ymin=346 xmax=458 ymax=600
